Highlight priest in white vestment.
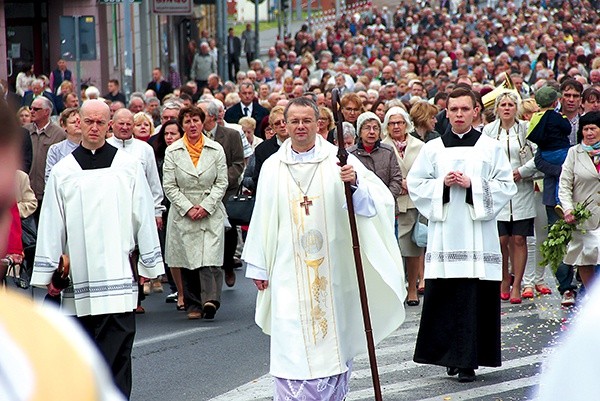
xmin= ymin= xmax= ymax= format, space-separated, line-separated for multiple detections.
xmin=31 ymin=100 xmax=164 ymax=398
xmin=243 ymin=97 xmax=407 ymax=400
xmin=407 ymin=88 xmax=517 ymax=383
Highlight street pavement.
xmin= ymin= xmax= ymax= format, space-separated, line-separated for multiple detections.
xmin=129 ymin=239 xmax=579 ymax=401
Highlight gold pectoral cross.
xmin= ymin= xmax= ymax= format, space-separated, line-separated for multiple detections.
xmin=300 ymin=195 xmax=313 ymax=215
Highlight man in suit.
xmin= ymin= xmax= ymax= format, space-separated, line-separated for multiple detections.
xmin=227 ymin=28 xmax=242 ymax=82
xmin=224 ymin=82 xmax=269 ymax=139
xmin=198 ymin=100 xmax=244 ymax=288
xmin=146 ymin=68 xmax=173 ymax=102
xmin=22 ymin=79 xmax=57 ymax=115
xmin=23 ymin=96 xmax=65 ymax=220
xmin=241 ymin=23 xmax=256 ymax=67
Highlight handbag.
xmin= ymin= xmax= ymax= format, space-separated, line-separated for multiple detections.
xmin=514 ymin=122 xmax=533 ymax=166
xmin=411 ymin=214 xmax=428 ymax=248
xmin=7 ymin=262 xmax=31 ymax=290
xmin=519 ymin=142 xmax=535 ymax=166
xmin=225 ymin=187 xmax=255 ymax=226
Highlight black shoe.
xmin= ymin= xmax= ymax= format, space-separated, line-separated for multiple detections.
xmin=458 ymin=368 xmax=476 ymax=382
xmin=203 ymin=302 xmax=217 ymax=320
xmin=407 ymin=299 xmax=420 ymax=306
xmin=446 ymin=367 xmax=459 ymax=376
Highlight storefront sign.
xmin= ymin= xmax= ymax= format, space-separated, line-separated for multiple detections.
xmin=152 ymin=0 xmax=193 ymax=15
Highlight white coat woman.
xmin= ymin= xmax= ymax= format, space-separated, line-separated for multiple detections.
xmin=558 ymin=111 xmax=600 ymax=289
xmin=482 ymin=90 xmax=538 ymax=304
xmin=163 ymin=106 xmax=228 ymax=320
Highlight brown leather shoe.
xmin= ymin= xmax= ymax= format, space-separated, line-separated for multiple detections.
xmin=187 ymin=311 xmax=202 ymax=320
xmin=225 ymin=268 xmax=236 ymax=287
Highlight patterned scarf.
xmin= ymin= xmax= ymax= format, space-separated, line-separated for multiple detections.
xmin=582 ymin=141 xmax=600 ymax=168
xmin=393 ymin=139 xmax=407 ymax=158
xmin=183 ymin=133 xmax=204 ymax=167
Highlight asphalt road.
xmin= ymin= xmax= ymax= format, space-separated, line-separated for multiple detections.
xmin=130 ymin=267 xmax=270 ymax=401
xmin=129 ymin=262 xmax=572 ymax=401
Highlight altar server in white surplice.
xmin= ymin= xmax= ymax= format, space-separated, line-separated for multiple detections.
xmin=242 ymin=97 xmax=406 ymax=401
xmin=30 ymin=99 xmax=164 ymax=399
xmin=407 ymin=88 xmax=517 ymax=383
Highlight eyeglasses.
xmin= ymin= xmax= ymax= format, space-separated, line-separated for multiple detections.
xmin=388 ymin=120 xmax=407 ymax=126
xmin=30 ymin=107 xmax=44 ymax=112
xmin=318 ymin=117 xmax=330 ymax=122
xmin=343 ymin=107 xmax=360 ymax=113
xmin=272 ymin=120 xmax=286 ymax=126
xmin=361 ymin=124 xmax=381 ymax=132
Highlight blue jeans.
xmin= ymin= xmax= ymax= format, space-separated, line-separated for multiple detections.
xmin=546 ymin=206 xmax=577 ymax=294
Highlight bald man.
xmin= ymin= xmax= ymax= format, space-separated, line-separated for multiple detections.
xmin=31 ymin=99 xmax=164 ymax=398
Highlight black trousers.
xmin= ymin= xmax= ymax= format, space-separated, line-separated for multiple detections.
xmin=77 ymin=312 xmax=136 ymax=398
xmin=228 ymin=55 xmax=240 ymax=81
xmin=223 ymin=225 xmax=238 ymax=270
xmin=246 ymin=52 xmax=255 ymax=67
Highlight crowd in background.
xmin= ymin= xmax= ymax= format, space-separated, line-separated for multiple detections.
xmin=3 ymin=0 xmax=600 ymax=315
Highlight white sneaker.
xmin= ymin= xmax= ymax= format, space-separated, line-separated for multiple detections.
xmin=561 ymin=290 xmax=576 ymax=307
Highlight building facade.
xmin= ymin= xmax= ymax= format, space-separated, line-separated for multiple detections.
xmin=2 ymin=0 xmax=216 ymax=100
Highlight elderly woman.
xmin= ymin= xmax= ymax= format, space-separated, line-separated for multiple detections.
xmin=163 ymin=106 xmax=228 ymax=320
xmin=409 ymin=101 xmax=440 ymax=143
xmin=153 ymin=120 xmax=185 ymax=309
xmin=133 ymin=111 xmax=154 ymax=142
xmin=382 ymin=107 xmax=425 ymax=305
xmin=317 ymin=106 xmax=335 ymax=142
xmin=482 ymin=90 xmax=538 ymax=304
xmin=558 ymin=111 xmax=600 ymax=290
xmin=239 ymin=116 xmax=262 ymax=150
xmin=340 ymin=93 xmax=364 ymax=128
xmin=348 ymin=110 xmax=403 ymax=287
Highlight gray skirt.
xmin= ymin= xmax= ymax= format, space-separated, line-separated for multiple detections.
xmin=397 ymin=208 xmax=424 ymax=257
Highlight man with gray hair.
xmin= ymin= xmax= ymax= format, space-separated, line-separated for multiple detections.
xmin=224 ymin=82 xmax=269 ymax=138
xmin=128 ymin=94 xmax=146 ymax=114
xmin=24 ymin=95 xmax=65 ymax=216
xmin=22 ymin=78 xmax=57 ymax=114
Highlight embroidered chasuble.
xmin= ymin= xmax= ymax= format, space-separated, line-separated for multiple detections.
xmin=243 ymin=136 xmax=407 ymax=380
xmin=31 ymin=144 xmax=164 ymax=317
xmin=407 ymin=130 xmax=517 ymax=281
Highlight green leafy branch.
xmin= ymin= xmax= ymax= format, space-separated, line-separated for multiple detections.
xmin=540 ymin=198 xmax=593 ymax=273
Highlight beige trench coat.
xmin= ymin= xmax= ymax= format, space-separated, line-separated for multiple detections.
xmin=163 ymin=137 xmax=228 ymax=269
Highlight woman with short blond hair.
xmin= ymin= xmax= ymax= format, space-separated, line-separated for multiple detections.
xmin=133 ymin=112 xmax=154 ymax=142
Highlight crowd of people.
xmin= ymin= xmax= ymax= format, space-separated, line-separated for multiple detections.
xmin=1 ymin=0 xmax=600 ymax=399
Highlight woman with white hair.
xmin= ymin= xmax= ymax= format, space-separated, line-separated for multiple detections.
xmin=382 ymin=107 xmax=426 ymax=305
xmin=482 ymin=90 xmax=538 ymax=304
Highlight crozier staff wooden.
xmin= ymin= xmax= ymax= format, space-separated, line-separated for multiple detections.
xmin=331 ymin=88 xmax=383 ymax=401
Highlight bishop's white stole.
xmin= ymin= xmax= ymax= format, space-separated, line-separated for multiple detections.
xmin=285 ymin=160 xmax=344 ymax=376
